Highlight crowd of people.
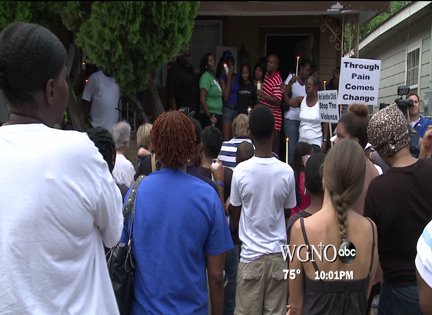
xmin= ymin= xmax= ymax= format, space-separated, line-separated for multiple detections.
xmin=2 ymin=21 xmax=432 ymax=315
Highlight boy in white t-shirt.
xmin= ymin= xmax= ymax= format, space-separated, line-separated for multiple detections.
xmin=230 ymin=105 xmax=296 ymax=314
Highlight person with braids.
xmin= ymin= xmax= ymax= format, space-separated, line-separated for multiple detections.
xmin=288 ymin=139 xmax=378 ymax=315
xmin=0 ymin=22 xmax=123 ymax=314
xmin=122 ymin=111 xmax=233 ymax=315
xmin=335 ymin=103 xmax=380 ymax=214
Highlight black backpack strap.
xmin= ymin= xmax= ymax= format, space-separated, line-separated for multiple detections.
xmin=124 ymin=175 xmax=145 ymax=246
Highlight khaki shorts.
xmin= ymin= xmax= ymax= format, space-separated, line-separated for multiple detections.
xmin=235 ymin=253 xmax=287 ymax=315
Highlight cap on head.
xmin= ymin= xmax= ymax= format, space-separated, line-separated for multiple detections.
xmin=367 ymin=104 xmax=409 ymax=157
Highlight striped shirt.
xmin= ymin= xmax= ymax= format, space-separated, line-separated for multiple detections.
xmin=260 ymin=71 xmax=283 ymax=131
xmin=416 ymin=220 xmax=432 ymax=288
xmin=218 ymin=138 xmax=254 ymax=170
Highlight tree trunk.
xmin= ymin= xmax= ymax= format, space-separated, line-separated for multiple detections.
xmin=67 ymin=85 xmax=86 ymax=131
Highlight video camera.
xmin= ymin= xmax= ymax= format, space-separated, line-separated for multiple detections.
xmin=379 ymin=86 xmax=420 ymax=157
xmin=379 ymin=86 xmax=413 ymax=116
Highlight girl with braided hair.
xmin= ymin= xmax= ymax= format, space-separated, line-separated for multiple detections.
xmin=288 ymin=139 xmax=378 ymax=315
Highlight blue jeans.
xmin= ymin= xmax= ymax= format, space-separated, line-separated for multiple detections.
xmin=284 ymin=119 xmax=300 ymax=165
xmin=223 ymin=244 xmax=240 ymax=315
xmin=378 ymin=282 xmax=421 ymax=315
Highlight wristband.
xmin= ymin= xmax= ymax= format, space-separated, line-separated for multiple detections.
xmin=216 ymin=180 xmax=224 ymax=187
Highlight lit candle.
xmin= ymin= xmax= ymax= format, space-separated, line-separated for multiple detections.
xmin=285 ymin=137 xmax=289 ymax=164
xmin=257 ymin=80 xmax=262 ymax=91
xmin=247 ymin=106 xmax=252 ymax=115
xmin=323 ymin=80 xmax=327 ymax=90
xmin=295 ymin=56 xmax=300 ymax=77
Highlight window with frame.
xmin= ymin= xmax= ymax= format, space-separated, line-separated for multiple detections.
xmin=406 ymin=48 xmax=420 ymax=88
xmin=190 ymin=20 xmax=222 ymax=73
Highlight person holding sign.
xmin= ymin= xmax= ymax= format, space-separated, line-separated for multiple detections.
xmin=287 ymin=75 xmax=329 ymax=152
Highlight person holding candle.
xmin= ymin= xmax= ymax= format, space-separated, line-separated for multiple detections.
xmin=217 ymin=50 xmax=241 ymax=141
xmin=237 ymin=62 xmax=257 ymax=116
xmin=257 ymin=54 xmax=283 ymax=155
xmin=282 ymin=59 xmax=313 ymax=164
xmin=253 ymin=61 xmax=266 ymax=94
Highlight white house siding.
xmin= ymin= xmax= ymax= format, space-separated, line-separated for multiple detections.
xmin=359 ymin=4 xmax=431 ymax=112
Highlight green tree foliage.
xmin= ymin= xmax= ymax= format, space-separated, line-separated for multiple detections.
xmin=0 ymin=1 xmax=199 ymax=94
xmin=359 ymin=1 xmax=410 ymax=40
xmin=61 ymin=1 xmax=199 ymax=93
xmin=343 ymin=1 xmax=409 ymax=54
xmin=0 ymin=1 xmax=65 ymax=40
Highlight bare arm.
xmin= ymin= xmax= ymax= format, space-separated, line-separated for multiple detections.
xmin=220 ymin=73 xmax=232 ymax=102
xmin=207 ymin=253 xmax=226 ymax=315
xmin=230 ymin=205 xmax=241 ymax=236
xmin=200 ymin=88 xmax=210 ymax=117
xmin=257 ymin=89 xmax=282 ymax=107
xmin=288 ymin=220 xmax=305 ymax=315
xmin=419 ymin=125 xmax=432 ymax=159
xmin=82 ymin=99 xmax=91 ymax=128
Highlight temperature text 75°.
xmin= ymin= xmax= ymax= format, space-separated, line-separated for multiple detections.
xmin=283 ymin=268 xmax=301 ymax=280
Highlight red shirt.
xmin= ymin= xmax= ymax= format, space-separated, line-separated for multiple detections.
xmin=260 ymin=71 xmax=283 ymax=131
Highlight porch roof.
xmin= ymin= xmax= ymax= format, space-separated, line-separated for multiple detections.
xmin=198 ymin=1 xmax=390 ymax=24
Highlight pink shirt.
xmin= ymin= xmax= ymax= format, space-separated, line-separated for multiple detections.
xmin=291 ymin=171 xmax=311 ymax=215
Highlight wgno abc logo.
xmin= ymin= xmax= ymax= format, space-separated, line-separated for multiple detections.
xmin=281 ymin=240 xmax=356 ymax=264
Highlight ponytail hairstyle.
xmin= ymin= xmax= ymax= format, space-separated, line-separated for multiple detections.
xmin=323 ymin=139 xmax=366 ymax=241
xmin=338 ymin=103 xmax=369 ymax=149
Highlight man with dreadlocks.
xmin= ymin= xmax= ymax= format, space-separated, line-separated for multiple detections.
xmin=122 ymin=111 xmax=233 ymax=315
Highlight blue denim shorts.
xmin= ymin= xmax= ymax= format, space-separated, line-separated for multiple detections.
xmin=222 ymin=107 xmax=238 ymax=123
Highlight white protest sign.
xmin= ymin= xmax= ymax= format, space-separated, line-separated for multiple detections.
xmin=337 ymin=57 xmax=381 ymax=106
xmin=319 ymin=90 xmax=339 ymax=123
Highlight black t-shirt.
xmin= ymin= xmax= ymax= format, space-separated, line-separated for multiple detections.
xmin=238 ymin=81 xmax=257 ymax=115
xmin=166 ymin=62 xmax=199 ymax=111
xmin=365 ymin=159 xmax=432 ymax=286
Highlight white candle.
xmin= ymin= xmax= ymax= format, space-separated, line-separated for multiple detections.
xmin=286 ymin=137 xmax=289 ymax=164
xmin=323 ymin=80 xmax=327 ymax=90
xmin=295 ymin=56 xmax=300 ymax=76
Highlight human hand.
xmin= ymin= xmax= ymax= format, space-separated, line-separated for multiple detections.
xmin=224 ymin=197 xmax=231 ymax=215
xmin=292 ymin=96 xmax=304 ymax=107
xmin=286 ymin=304 xmax=291 ymax=315
xmin=257 ymin=89 xmax=266 ymax=100
xmin=421 ymin=125 xmax=432 ymax=154
xmin=321 ymin=140 xmax=328 ymax=153
xmin=210 ymin=114 xmax=218 ymax=126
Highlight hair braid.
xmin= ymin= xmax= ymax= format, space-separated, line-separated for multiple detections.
xmin=322 ymin=140 xmax=367 ymax=243
xmin=331 ymin=192 xmax=349 ymax=241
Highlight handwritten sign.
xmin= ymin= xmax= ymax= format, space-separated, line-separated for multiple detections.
xmin=337 ymin=57 xmax=381 ymax=106
xmin=319 ymin=90 xmax=339 ymax=123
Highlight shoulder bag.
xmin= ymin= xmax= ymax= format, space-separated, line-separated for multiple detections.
xmin=107 ymin=175 xmax=145 ymax=315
